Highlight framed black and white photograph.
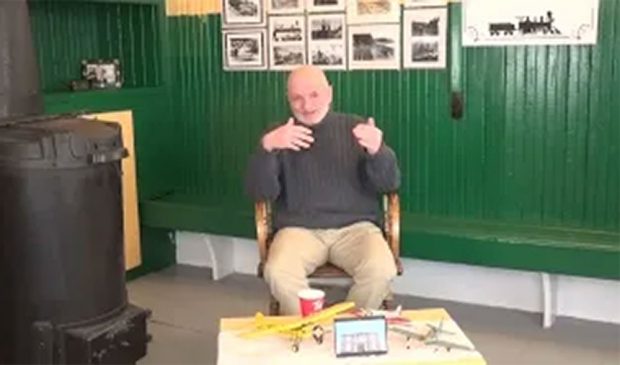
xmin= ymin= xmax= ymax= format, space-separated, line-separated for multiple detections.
xmin=222 ymin=0 xmax=265 ymax=27
xmin=347 ymin=0 xmax=400 ymax=24
xmin=348 ymin=24 xmax=400 ymax=70
xmin=269 ymin=15 xmax=306 ymax=70
xmin=268 ymin=0 xmax=304 ymax=14
xmin=403 ymin=7 xmax=447 ymax=69
xmin=309 ymin=44 xmax=345 ymax=69
xmin=404 ymin=0 xmax=447 ymax=8
xmin=81 ymin=59 xmax=122 ymax=89
xmin=307 ymin=0 xmax=345 ymax=13
xmin=308 ymin=14 xmax=346 ymax=70
xmin=462 ymin=0 xmax=600 ymax=46
xmin=309 ymin=15 xmax=344 ymax=41
xmin=223 ymin=29 xmax=267 ymax=70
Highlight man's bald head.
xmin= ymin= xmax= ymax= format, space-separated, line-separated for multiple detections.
xmin=287 ymin=65 xmax=330 ymax=90
xmin=287 ymin=65 xmax=332 ymax=125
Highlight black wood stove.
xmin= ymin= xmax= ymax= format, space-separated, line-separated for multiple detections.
xmin=0 ymin=1 xmax=151 ymax=364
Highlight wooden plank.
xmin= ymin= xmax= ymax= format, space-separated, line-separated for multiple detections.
xmin=84 ymin=111 xmax=142 ymax=271
xmin=166 ymin=0 xmax=219 ymax=16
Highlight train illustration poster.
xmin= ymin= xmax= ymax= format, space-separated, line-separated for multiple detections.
xmin=462 ymin=0 xmax=599 ymax=46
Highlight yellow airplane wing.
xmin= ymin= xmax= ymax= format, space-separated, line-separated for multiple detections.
xmin=239 ymin=301 xmax=355 ymax=339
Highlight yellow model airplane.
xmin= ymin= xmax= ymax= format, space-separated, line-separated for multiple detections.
xmin=239 ymin=301 xmax=356 ymax=352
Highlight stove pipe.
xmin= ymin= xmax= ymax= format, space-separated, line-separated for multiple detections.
xmin=0 ymin=0 xmax=44 ymax=122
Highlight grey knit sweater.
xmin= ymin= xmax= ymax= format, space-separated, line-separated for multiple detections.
xmin=245 ymin=112 xmax=400 ymax=229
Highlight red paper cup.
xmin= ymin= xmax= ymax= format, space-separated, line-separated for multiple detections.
xmin=298 ymin=288 xmax=325 ymax=317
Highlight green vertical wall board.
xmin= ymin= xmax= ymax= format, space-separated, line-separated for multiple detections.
xmin=564 ymin=47 xmax=582 ymax=228
xmin=541 ymin=46 xmax=556 ymax=226
xmin=595 ymin=0 xmax=615 ymax=230
xmin=400 ymin=72 xmax=412 ymax=213
xmin=529 ymin=46 xmax=545 ymax=223
xmin=151 ymin=5 xmax=162 ymax=84
xmin=502 ymin=47 xmax=520 ymax=220
xmin=589 ymin=38 xmax=605 ymax=230
xmin=463 ymin=49 xmax=485 ymax=220
xmin=482 ymin=47 xmax=506 ymax=221
xmin=610 ymin=0 xmax=620 ymax=231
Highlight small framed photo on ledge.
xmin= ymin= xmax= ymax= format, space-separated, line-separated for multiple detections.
xmin=81 ymin=59 xmax=122 ymax=89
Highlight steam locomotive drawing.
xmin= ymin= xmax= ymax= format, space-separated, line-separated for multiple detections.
xmin=489 ymin=11 xmax=561 ymax=36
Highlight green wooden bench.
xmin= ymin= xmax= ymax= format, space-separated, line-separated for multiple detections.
xmin=140 ymin=192 xmax=619 ymax=280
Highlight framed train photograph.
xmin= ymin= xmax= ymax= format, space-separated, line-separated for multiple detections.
xmin=462 ymin=0 xmax=600 ymax=46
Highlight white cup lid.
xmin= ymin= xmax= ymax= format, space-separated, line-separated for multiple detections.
xmin=298 ymin=288 xmax=325 ymax=300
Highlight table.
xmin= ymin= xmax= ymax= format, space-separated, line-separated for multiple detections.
xmin=218 ymin=308 xmax=487 ymax=365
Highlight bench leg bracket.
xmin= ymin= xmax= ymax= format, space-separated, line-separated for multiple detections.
xmin=202 ymin=235 xmax=234 ymax=281
xmin=541 ymin=272 xmax=557 ymax=328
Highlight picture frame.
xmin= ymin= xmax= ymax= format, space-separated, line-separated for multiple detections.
xmin=462 ymin=0 xmax=600 ymax=46
xmin=268 ymin=0 xmax=305 ymax=14
xmin=81 ymin=59 xmax=122 ymax=89
xmin=222 ymin=0 xmax=266 ymax=28
xmin=334 ymin=316 xmax=388 ymax=358
xmin=348 ymin=23 xmax=400 ymax=70
xmin=347 ymin=0 xmax=400 ymax=24
xmin=307 ymin=13 xmax=346 ymax=70
xmin=222 ymin=29 xmax=268 ymax=71
xmin=403 ymin=7 xmax=447 ymax=69
xmin=268 ymin=15 xmax=307 ymax=70
xmin=404 ymin=0 xmax=447 ymax=8
xmin=307 ymin=0 xmax=345 ymax=13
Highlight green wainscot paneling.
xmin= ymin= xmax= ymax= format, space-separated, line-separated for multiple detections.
xmin=166 ymin=6 xmax=618 ymax=232
xmin=150 ymin=1 xmax=620 ymax=280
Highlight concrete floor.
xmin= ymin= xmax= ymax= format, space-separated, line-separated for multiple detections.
xmin=130 ymin=265 xmax=620 ymax=365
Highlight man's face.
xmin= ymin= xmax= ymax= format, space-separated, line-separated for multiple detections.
xmin=287 ymin=77 xmax=332 ymax=125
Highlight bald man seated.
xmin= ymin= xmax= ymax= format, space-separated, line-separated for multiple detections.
xmin=245 ymin=65 xmax=401 ymax=315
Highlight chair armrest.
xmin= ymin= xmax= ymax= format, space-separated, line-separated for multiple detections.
xmin=255 ymin=201 xmax=270 ymax=265
xmin=384 ymin=192 xmax=403 ymax=275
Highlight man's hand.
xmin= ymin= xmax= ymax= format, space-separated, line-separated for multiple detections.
xmin=262 ymin=118 xmax=315 ymax=152
xmin=353 ymin=117 xmax=383 ymax=155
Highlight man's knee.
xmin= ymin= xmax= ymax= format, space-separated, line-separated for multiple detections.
xmin=357 ymin=256 xmax=397 ymax=282
xmin=263 ymin=260 xmax=287 ymax=285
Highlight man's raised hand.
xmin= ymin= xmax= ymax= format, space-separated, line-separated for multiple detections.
xmin=352 ymin=117 xmax=383 ymax=155
xmin=262 ymin=118 xmax=315 ymax=152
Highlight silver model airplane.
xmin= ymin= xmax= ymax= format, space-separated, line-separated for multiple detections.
xmin=389 ymin=319 xmax=475 ymax=352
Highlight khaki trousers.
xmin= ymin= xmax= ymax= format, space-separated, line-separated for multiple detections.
xmin=263 ymin=221 xmax=397 ymax=315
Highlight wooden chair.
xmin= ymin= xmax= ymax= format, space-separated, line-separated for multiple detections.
xmin=255 ymin=192 xmax=403 ymax=315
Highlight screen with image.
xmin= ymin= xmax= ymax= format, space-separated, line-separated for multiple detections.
xmin=334 ymin=316 xmax=388 ymax=357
